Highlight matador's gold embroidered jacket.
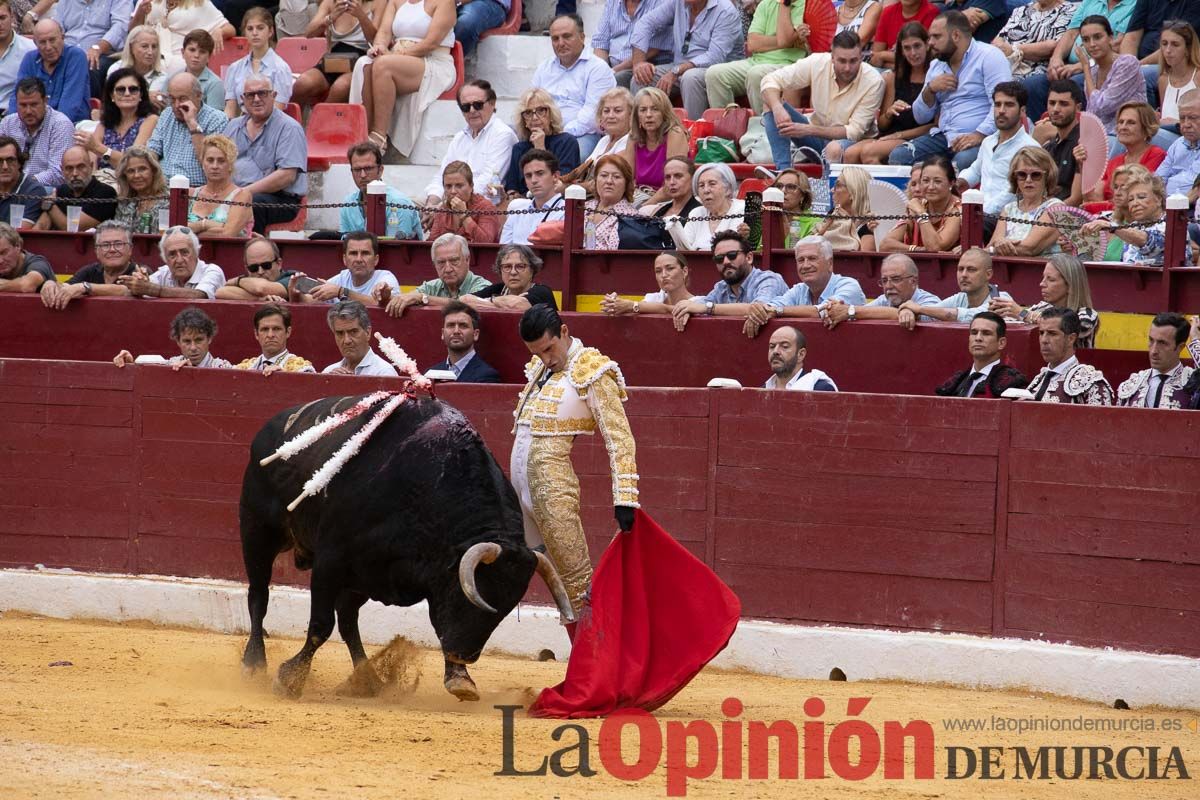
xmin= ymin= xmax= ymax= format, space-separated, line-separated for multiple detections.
xmin=513 ymin=338 xmax=639 ymax=507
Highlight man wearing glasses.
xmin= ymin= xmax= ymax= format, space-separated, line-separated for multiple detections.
xmin=0 ymin=133 xmax=47 ymax=228
xmin=41 ymin=220 xmax=140 ymax=309
xmin=422 ymin=80 xmax=516 ymax=210
xmin=338 ymin=140 xmax=422 ymax=239
xmin=216 ymin=238 xmax=301 ymax=301
xmin=628 ymin=0 xmax=744 ymax=120
xmin=0 ymin=77 xmax=72 ymax=187
xmin=147 ymin=73 xmax=227 ymax=188
xmin=822 ymin=253 xmax=942 ymax=329
xmin=223 ymin=75 xmax=307 ymax=234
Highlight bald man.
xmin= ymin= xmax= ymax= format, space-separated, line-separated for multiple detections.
xmin=147 ymin=72 xmax=228 ymax=187
xmin=36 ymin=145 xmax=117 ymax=231
xmin=10 ymin=19 xmax=90 ymax=122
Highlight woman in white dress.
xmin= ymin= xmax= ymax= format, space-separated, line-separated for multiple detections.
xmin=351 ymin=0 xmax=456 ymax=157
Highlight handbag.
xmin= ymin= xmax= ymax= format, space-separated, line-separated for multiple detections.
xmin=739 ymin=116 xmax=771 ymax=165
xmin=710 ymin=104 xmax=752 ymax=153
xmin=617 ymin=215 xmax=673 ymax=250
xmin=528 ymin=220 xmax=565 ymax=245
xmin=694 ymin=137 xmax=738 ymax=164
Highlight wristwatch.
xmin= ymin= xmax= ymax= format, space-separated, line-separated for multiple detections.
xmin=847 ymin=305 xmax=857 ymax=321
xmin=673 ymin=64 xmax=685 ymax=77
xmin=420 ymin=293 xmax=429 ymax=305
xmin=704 ymin=300 xmax=714 ymax=315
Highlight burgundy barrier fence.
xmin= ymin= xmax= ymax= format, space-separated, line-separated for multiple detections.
xmin=17 ymin=190 xmax=1200 ymax=315
xmin=2 ymin=360 xmax=1198 ymax=658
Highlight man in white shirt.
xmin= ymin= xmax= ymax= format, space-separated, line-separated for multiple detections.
xmin=956 ymin=81 xmax=1037 ymax=236
xmin=763 ymin=325 xmax=837 ymax=391
xmin=899 ymin=247 xmax=1012 ymax=324
xmin=422 ymin=80 xmax=517 ymax=209
xmin=500 ymin=149 xmax=565 ymax=245
xmin=308 ymin=231 xmax=400 ymax=305
xmin=118 ymin=226 xmax=225 ymax=299
xmin=321 ymin=300 xmax=399 ymax=377
xmin=531 ymin=15 xmax=616 ymax=160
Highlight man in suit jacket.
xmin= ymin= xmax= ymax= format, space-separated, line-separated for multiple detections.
xmin=430 ymin=301 xmax=502 ymax=383
xmin=935 ymin=311 xmax=1028 ymax=398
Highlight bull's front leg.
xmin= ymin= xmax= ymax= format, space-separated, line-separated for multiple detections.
xmin=443 ymin=658 xmax=479 ymax=702
xmin=334 ymin=590 xmax=384 ymax=697
xmin=274 ymin=563 xmax=340 ymax=699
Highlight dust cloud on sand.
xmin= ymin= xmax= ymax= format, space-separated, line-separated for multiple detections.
xmin=0 ymin=614 xmax=1195 ymax=799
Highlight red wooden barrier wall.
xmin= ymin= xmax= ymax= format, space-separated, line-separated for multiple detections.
xmin=2 ymin=359 xmax=1198 ymax=659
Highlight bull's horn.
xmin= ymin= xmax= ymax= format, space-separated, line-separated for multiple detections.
xmin=534 ymin=551 xmax=577 ymax=624
xmin=459 ymin=542 xmax=503 ymax=614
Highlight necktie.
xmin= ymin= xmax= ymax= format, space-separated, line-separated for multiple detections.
xmin=1033 ymin=369 xmax=1052 ymax=401
xmin=958 ymin=372 xmax=983 ymax=397
xmin=1151 ymin=374 xmax=1167 ymax=408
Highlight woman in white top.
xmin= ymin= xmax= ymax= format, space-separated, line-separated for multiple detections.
xmin=585 ymin=86 xmax=632 ymax=163
xmin=989 ymin=146 xmax=1061 ymax=257
xmin=667 ymin=162 xmax=749 ymax=251
xmin=132 ymin=0 xmax=234 ymax=73
xmin=108 ymin=26 xmax=169 ymax=99
xmin=223 ymin=8 xmax=294 ymax=116
xmin=836 ymin=0 xmax=881 ymax=61
xmin=353 ymin=0 xmax=456 ymax=157
xmin=1157 ymin=20 xmax=1200 ymax=148
xmin=600 ymin=251 xmax=695 ymax=315
xmin=293 ymin=0 xmax=380 ymax=105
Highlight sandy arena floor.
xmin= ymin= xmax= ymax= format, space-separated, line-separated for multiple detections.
xmin=0 ymin=614 xmax=1196 ymax=799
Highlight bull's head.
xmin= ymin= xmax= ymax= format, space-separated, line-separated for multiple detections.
xmin=458 ymin=542 xmax=576 ymax=624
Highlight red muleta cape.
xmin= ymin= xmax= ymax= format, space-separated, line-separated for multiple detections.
xmin=528 ymin=509 xmax=741 ymax=719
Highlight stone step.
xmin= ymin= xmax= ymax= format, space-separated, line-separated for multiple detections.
xmin=307 ymin=164 xmax=443 ymax=232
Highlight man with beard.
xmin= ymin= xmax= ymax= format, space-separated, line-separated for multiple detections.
xmin=742 ymin=235 xmax=866 ymax=338
xmin=935 ymin=311 xmax=1028 ymax=398
xmin=890 ymin=11 xmax=1012 ymax=170
xmin=1116 ymin=313 xmax=1196 ymax=409
xmin=1025 ymin=306 xmax=1114 ymax=405
xmin=41 ymin=220 xmax=139 ymax=308
xmin=0 ymin=134 xmax=46 ymax=228
xmin=1038 ymin=79 xmax=1087 ymax=206
xmin=671 ymin=230 xmax=787 ymax=331
xmin=956 ymin=81 xmax=1037 ymax=226
xmin=428 ymin=301 xmax=501 ymax=383
xmin=763 ymin=326 xmax=837 ymax=392
xmin=37 ymin=145 xmax=117 ymax=230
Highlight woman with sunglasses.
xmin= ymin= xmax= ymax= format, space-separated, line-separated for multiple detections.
xmin=988 ymin=147 xmax=1061 ymax=257
xmin=188 ymin=134 xmax=253 ymax=237
xmin=503 ymin=88 xmax=580 ymax=196
xmin=78 ymin=69 xmax=158 ymax=178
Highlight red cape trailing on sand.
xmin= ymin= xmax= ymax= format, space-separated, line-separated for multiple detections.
xmin=529 ymin=510 xmax=741 ymax=719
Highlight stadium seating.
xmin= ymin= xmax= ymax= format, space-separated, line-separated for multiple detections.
xmin=283 ymin=102 xmax=302 ymax=124
xmin=736 ymin=178 xmax=768 ymax=199
xmin=264 ymin=196 xmax=308 ymax=234
xmin=276 ymin=37 xmax=328 ymax=75
xmin=306 ymin=103 xmax=368 ymax=171
xmin=208 ymin=37 xmax=249 ymax=75
xmin=479 ymin=0 xmax=523 ymax=40
xmin=437 ymin=42 xmax=466 ymax=101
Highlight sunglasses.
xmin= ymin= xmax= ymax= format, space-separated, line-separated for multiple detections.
xmin=245 ymin=259 xmax=277 ymax=273
xmin=113 ymin=85 xmax=141 ymax=95
xmin=1015 ymin=170 xmax=1044 ymax=181
xmin=242 ymin=89 xmax=273 ymax=100
xmin=712 ymin=251 xmax=743 ymax=264
xmin=682 ymin=31 xmax=692 ymax=56
xmin=459 ymin=100 xmax=486 ymax=113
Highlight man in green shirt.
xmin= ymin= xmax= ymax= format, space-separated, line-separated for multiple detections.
xmin=382 ymin=232 xmax=492 ymax=317
xmin=704 ymin=0 xmax=810 ymax=113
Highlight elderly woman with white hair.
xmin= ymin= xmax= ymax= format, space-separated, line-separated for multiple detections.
xmin=381 ymin=231 xmax=492 ymax=316
xmin=463 ymin=243 xmax=558 ymax=312
xmin=666 ymin=162 xmax=749 ymax=251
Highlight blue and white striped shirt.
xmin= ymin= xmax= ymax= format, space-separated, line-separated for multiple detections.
xmin=593 ymin=0 xmax=674 ymax=65
xmin=629 ymin=0 xmax=744 ymax=69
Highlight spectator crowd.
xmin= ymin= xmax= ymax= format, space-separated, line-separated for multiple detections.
xmin=1 ymin=0 xmax=1199 ymax=407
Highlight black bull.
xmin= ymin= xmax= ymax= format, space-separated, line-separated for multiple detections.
xmin=239 ymin=394 xmax=574 ymax=700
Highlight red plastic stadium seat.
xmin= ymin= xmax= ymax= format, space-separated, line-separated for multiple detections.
xmin=438 ymin=42 xmax=465 ymax=101
xmin=737 ymin=178 xmax=768 ymax=198
xmin=673 ymin=107 xmax=689 ymax=123
xmin=480 ymin=0 xmax=522 ymax=39
xmin=1083 ymin=201 xmax=1113 ymax=215
xmin=306 ymin=103 xmax=368 ymax=171
xmin=276 ymin=37 xmax=328 ymax=74
xmin=283 ymin=102 xmax=302 ymax=123
xmin=728 ymin=163 xmax=824 ymax=180
xmin=265 ymin=196 xmax=308 ymax=234
xmin=208 ymin=37 xmax=249 ymax=75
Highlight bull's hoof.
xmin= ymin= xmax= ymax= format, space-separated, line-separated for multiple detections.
xmin=273 ymin=660 xmax=309 ymax=699
xmin=444 ymin=663 xmax=479 ymax=701
xmin=241 ymin=662 xmax=266 ymax=681
xmin=336 ymin=665 xmax=384 ymax=698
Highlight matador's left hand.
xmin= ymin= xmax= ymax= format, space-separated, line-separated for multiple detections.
xmin=615 ymin=506 xmax=635 ymax=533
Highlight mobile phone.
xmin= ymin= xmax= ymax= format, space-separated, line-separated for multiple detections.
xmin=293 ymin=276 xmax=322 ymax=294
xmin=744 ymin=191 xmax=763 ymax=250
